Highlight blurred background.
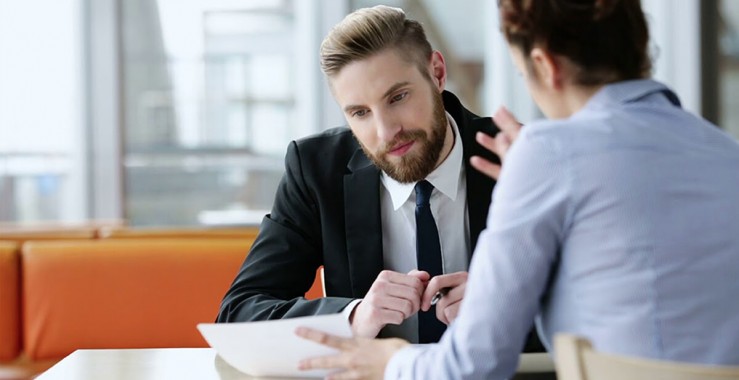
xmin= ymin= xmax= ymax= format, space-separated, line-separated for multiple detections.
xmin=0 ymin=0 xmax=737 ymax=227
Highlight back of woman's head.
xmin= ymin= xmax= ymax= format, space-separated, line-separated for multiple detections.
xmin=499 ymin=0 xmax=651 ymax=85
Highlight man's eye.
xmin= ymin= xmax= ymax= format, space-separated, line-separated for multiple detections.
xmin=391 ymin=92 xmax=407 ymax=103
xmin=353 ymin=109 xmax=368 ymax=118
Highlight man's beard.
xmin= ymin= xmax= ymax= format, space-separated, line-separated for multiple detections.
xmin=360 ymin=90 xmax=448 ymax=184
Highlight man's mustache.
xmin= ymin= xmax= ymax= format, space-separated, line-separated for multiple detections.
xmin=379 ymin=130 xmax=426 ymax=155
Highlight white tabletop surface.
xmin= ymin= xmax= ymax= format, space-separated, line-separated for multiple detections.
xmin=35 ymin=347 xmax=554 ymax=380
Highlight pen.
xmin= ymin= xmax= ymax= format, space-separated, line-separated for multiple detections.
xmin=430 ymin=287 xmax=452 ymax=306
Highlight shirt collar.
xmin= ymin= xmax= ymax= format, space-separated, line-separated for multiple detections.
xmin=575 ymin=79 xmax=674 ymax=117
xmin=381 ymin=111 xmax=463 ymax=211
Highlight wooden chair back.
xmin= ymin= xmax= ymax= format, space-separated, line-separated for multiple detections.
xmin=555 ymin=334 xmax=739 ymax=380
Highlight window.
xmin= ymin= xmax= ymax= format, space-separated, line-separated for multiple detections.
xmin=0 ymin=0 xmax=86 ymax=223
xmin=351 ymin=0 xmax=492 ymax=117
xmin=120 ymin=0 xmax=328 ymax=226
xmin=4 ymin=0 xmax=733 ymax=226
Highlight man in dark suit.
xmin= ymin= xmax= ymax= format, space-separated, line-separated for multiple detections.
xmin=218 ymin=6 xmax=540 ymax=350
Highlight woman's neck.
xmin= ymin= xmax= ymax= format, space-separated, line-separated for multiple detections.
xmin=560 ymin=83 xmax=604 ymax=117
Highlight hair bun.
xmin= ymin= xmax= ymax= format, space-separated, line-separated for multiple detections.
xmin=499 ymin=0 xmax=651 ymax=84
xmin=594 ymin=0 xmax=620 ymax=20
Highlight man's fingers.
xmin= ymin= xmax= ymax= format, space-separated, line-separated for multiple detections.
xmin=352 ymin=270 xmax=429 ymax=337
xmin=422 ymin=272 xmax=467 ymax=299
xmin=357 ymin=299 xmax=405 ymax=323
xmin=432 ymin=283 xmax=464 ymax=307
xmin=370 ymin=282 xmax=422 ymax=311
xmin=296 ymin=327 xmax=352 ymax=350
xmin=370 ymin=271 xmax=426 ymax=307
xmin=470 ymin=156 xmax=502 ymax=180
xmin=368 ymin=297 xmax=416 ymax=322
xmin=421 ymin=272 xmax=468 ymax=310
xmin=435 ymin=303 xmax=450 ymax=325
xmin=377 ymin=270 xmax=425 ymax=291
xmin=378 ymin=309 xmax=406 ymax=326
xmin=436 ymin=300 xmax=461 ymax=325
xmin=406 ymin=269 xmax=431 ymax=283
xmin=365 ymin=281 xmax=422 ymax=321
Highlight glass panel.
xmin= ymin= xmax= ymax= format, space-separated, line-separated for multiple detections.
xmin=0 ymin=0 xmax=85 ymax=223
xmin=121 ymin=0 xmax=302 ymax=226
xmin=351 ymin=0 xmax=487 ymax=115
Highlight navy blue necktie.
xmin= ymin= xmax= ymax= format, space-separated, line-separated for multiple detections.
xmin=415 ymin=180 xmax=446 ymax=343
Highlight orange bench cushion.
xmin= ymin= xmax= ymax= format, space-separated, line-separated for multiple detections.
xmin=0 ymin=242 xmax=20 ymax=362
xmin=22 ymin=239 xmax=252 ymax=360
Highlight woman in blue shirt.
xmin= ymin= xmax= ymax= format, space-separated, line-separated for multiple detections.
xmin=297 ymin=0 xmax=739 ymax=378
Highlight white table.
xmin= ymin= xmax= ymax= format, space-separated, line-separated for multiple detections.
xmin=36 ymin=348 xmax=555 ymax=380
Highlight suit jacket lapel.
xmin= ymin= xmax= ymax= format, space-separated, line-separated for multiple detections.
xmin=442 ymin=91 xmax=500 ymax=252
xmin=344 ymin=149 xmax=384 ymax=297
xmin=462 ymin=116 xmax=498 ymax=251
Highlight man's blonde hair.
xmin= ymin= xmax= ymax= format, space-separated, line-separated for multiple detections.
xmin=319 ymin=5 xmax=433 ymax=79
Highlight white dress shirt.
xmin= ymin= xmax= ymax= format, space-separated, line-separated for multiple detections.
xmin=342 ymin=112 xmax=471 ymax=343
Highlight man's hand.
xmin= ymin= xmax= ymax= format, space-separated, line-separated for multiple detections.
xmin=470 ymin=106 xmax=523 ymax=180
xmin=349 ymin=270 xmax=429 ymax=338
xmin=297 ymin=327 xmax=409 ymax=380
xmin=421 ymin=271 xmax=468 ymax=325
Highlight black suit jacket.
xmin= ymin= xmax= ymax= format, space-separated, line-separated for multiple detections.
xmin=216 ymin=91 xmax=544 ymax=350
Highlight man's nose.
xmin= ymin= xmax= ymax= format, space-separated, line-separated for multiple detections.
xmin=376 ymin=112 xmax=401 ymax=143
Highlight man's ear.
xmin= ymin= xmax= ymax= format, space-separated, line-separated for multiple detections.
xmin=429 ymin=50 xmax=447 ymax=92
xmin=529 ymin=47 xmax=562 ymax=90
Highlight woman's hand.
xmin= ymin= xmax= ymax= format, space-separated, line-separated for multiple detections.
xmin=296 ymin=327 xmax=410 ymax=380
xmin=470 ymin=106 xmax=523 ymax=180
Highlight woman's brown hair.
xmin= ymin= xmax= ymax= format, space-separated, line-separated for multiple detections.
xmin=499 ymin=0 xmax=651 ymax=85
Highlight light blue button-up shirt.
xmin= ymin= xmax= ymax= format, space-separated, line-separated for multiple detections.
xmin=385 ymin=79 xmax=739 ymax=379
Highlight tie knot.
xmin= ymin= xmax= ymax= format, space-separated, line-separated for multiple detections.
xmin=414 ymin=180 xmax=434 ymax=206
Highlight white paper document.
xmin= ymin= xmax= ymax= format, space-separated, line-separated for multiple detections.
xmin=197 ymin=314 xmax=353 ymax=378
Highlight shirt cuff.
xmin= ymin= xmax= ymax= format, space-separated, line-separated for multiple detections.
xmin=384 ymin=344 xmax=429 ymax=380
xmin=340 ymin=299 xmax=362 ymax=324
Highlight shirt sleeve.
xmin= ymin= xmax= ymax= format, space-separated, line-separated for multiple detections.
xmin=341 ymin=299 xmax=362 ymax=322
xmin=384 ymin=127 xmax=572 ymax=379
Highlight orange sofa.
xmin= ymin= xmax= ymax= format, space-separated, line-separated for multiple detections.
xmin=0 ymin=242 xmax=20 ymax=363
xmin=21 ymin=239 xmax=252 ymax=360
xmin=0 ymin=227 xmax=325 ymax=378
